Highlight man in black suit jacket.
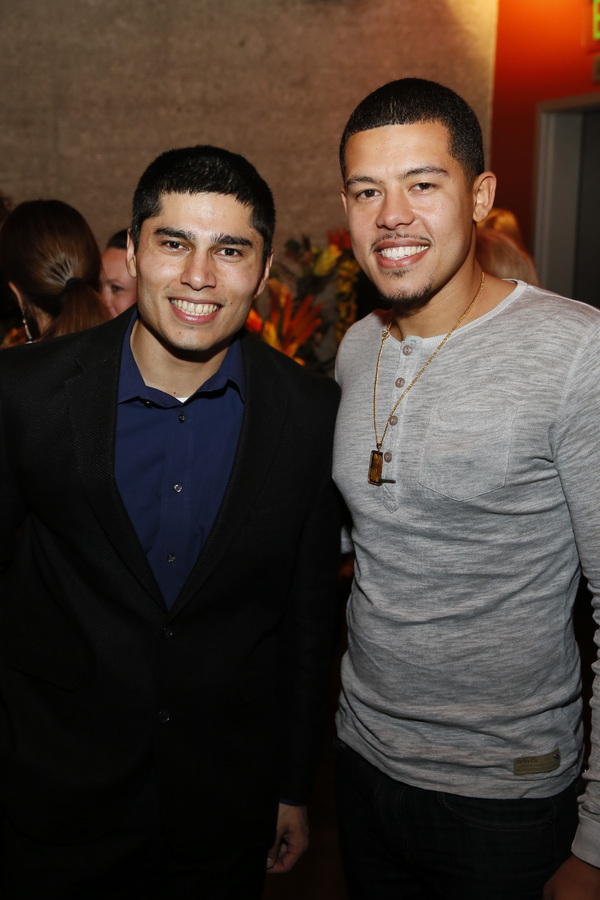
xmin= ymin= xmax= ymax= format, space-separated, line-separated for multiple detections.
xmin=0 ymin=146 xmax=340 ymax=898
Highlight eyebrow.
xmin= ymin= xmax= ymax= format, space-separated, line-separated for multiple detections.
xmin=153 ymin=226 xmax=254 ymax=248
xmin=345 ymin=165 xmax=449 ymax=189
xmin=154 ymin=226 xmax=196 ymax=241
xmin=212 ymin=233 xmax=254 ymax=249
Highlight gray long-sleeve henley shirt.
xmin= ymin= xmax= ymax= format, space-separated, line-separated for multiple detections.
xmin=334 ymin=280 xmax=600 ymax=866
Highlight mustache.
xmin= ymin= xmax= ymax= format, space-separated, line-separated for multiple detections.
xmin=370 ymin=233 xmax=431 ymax=254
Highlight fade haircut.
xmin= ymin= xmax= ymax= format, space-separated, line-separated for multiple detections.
xmin=130 ymin=145 xmax=275 ymax=265
xmin=340 ymin=78 xmax=485 ymax=184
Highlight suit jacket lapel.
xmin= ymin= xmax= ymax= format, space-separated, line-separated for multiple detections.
xmin=173 ymin=335 xmax=289 ymax=611
xmin=65 ymin=314 xmax=164 ymax=609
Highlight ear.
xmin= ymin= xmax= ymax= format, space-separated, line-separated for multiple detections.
xmin=341 ymin=188 xmax=348 ymax=218
xmin=255 ymin=250 xmax=274 ymax=297
xmin=125 ymin=229 xmax=137 ymax=278
xmin=472 ymin=171 xmax=496 ymax=223
xmin=8 ymin=281 xmax=25 ymax=310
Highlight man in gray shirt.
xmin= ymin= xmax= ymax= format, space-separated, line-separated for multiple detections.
xmin=333 ymin=78 xmax=600 ymax=899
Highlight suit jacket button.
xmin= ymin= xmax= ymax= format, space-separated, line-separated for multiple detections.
xmin=163 ymin=626 xmax=174 ymax=638
xmin=158 ymin=709 xmax=170 ymax=723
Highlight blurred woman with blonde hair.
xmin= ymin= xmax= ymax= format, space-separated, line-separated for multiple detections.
xmin=476 ymin=227 xmax=540 ymax=286
xmin=477 ymin=207 xmax=525 ymax=248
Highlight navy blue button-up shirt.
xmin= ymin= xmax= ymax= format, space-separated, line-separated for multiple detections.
xmin=115 ymin=313 xmax=244 ymax=608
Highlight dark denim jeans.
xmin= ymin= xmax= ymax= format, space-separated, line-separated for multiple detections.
xmin=335 ymin=738 xmax=580 ymax=900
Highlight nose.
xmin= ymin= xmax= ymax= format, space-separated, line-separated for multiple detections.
xmin=376 ymin=188 xmax=416 ymax=231
xmin=100 ymin=277 xmax=111 ymax=306
xmin=181 ymin=251 xmax=217 ymax=291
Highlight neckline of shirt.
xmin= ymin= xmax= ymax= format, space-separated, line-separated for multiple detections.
xmin=388 ymin=279 xmax=524 ymax=348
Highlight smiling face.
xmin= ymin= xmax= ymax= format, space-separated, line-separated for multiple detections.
xmin=101 ymin=246 xmax=137 ymax=316
xmin=341 ymin=121 xmax=492 ymax=311
xmin=127 ymin=191 xmax=271 ymax=384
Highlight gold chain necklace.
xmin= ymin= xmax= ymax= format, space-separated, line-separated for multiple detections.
xmin=368 ymin=271 xmax=486 ymax=485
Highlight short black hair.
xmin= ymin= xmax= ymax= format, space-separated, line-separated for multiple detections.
xmin=106 ymin=229 xmax=128 ymax=251
xmin=340 ymin=78 xmax=485 ymax=183
xmin=130 ymin=145 xmax=275 ymax=266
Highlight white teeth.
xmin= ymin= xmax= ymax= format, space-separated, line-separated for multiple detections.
xmin=171 ymin=299 xmax=219 ymax=315
xmin=379 ymin=246 xmax=425 ymax=260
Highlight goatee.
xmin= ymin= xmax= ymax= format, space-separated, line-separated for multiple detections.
xmin=377 ymin=275 xmax=434 ymax=313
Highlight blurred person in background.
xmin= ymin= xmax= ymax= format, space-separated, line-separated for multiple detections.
xmin=475 ymin=227 xmax=540 ymax=286
xmin=0 ymin=191 xmax=20 ymax=346
xmin=0 ymin=199 xmax=109 ymax=344
xmin=101 ymin=228 xmax=137 ymax=316
xmin=477 ymin=206 xmax=526 ymax=248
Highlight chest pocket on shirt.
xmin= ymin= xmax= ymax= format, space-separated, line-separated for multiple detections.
xmin=419 ymin=404 xmax=515 ymax=501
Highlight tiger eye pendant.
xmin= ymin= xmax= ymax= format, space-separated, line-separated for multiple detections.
xmin=368 ymin=450 xmax=384 ymax=485
xmin=368 ymin=449 xmax=396 ymax=486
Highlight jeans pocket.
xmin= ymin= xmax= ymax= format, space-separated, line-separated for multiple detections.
xmin=437 ymin=792 xmax=554 ymax=833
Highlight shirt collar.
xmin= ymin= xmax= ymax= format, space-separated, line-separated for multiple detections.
xmin=118 ymin=308 xmax=245 ymax=406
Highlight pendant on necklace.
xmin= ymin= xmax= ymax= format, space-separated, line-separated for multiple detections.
xmin=368 ymin=450 xmax=396 ymax=486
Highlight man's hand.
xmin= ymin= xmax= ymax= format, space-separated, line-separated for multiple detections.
xmin=543 ymin=855 xmax=600 ymax=899
xmin=266 ymin=803 xmax=309 ymax=874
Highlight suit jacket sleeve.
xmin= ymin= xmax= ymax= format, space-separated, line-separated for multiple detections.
xmin=274 ymin=389 xmax=341 ymax=804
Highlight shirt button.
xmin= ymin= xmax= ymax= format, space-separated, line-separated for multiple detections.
xmin=144 ymin=400 xmax=152 ymax=408
xmin=402 ymin=345 xmax=412 ymax=356
xmin=167 ymin=554 xmax=176 ymax=563
xmin=178 ymin=413 xmax=186 ymax=423
xmin=384 ymin=452 xmax=392 ymax=462
xmin=173 ymin=484 xmax=183 ymax=493
xmin=390 ymin=416 xmax=398 ymax=426
xmin=158 ymin=710 xmax=170 ymax=723
xmin=395 ymin=377 xmax=405 ymax=388
xmin=163 ymin=626 xmax=174 ymax=638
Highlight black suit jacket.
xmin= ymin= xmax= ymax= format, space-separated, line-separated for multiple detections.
xmin=0 ymin=311 xmax=340 ymax=855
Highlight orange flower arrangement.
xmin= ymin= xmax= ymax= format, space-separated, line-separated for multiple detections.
xmin=246 ymin=228 xmax=360 ymax=369
xmin=246 ymin=280 xmax=322 ymax=365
